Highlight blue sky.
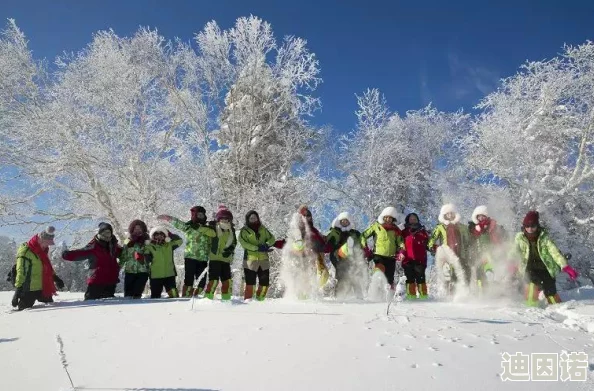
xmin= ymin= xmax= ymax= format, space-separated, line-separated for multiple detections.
xmin=3 ymin=0 xmax=594 ymax=134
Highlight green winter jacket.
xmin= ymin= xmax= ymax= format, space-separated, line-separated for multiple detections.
xmin=170 ymin=218 xmax=211 ymax=262
xmin=144 ymin=235 xmax=183 ymax=279
xmin=119 ymin=239 xmax=150 ymax=274
xmin=512 ymin=230 xmax=567 ymax=278
xmin=239 ymin=225 xmax=275 ymax=262
xmin=327 ymin=227 xmax=362 ymax=262
xmin=361 ymin=222 xmax=403 ymax=257
xmin=15 ymin=243 xmax=43 ymax=292
xmin=203 ymin=223 xmax=237 ymax=263
xmin=428 ymin=223 xmax=470 ymax=261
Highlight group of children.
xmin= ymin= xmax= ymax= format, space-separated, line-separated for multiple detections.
xmin=9 ymin=203 xmax=579 ymax=311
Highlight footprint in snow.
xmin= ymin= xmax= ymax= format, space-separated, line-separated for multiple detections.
xmin=490 ymin=340 xmax=500 ymax=345
xmin=429 ymin=346 xmax=439 ymax=351
xmin=462 ymin=344 xmax=474 ymax=348
xmin=376 ymin=342 xmax=385 ymax=347
xmin=402 ymin=346 xmax=412 ymax=352
xmin=411 ymin=363 xmax=419 ymax=368
xmin=432 ymin=362 xmax=443 ymax=367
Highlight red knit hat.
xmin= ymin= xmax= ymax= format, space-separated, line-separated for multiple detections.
xmin=215 ymin=205 xmax=233 ymax=221
xmin=523 ymin=210 xmax=539 ymax=227
xmin=298 ymin=204 xmax=311 ymax=217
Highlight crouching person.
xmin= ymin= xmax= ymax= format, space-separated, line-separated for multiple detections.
xmin=62 ymin=223 xmax=122 ymax=300
xmin=144 ymin=226 xmax=183 ymax=298
xmin=239 ymin=210 xmax=276 ymax=301
xmin=12 ymin=226 xmax=64 ymax=310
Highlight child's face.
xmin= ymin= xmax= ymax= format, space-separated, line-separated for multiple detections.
xmin=133 ymin=225 xmax=143 ymax=236
xmin=477 ymin=215 xmax=488 ymax=222
xmin=408 ymin=215 xmax=418 ymax=224
xmin=383 ymin=216 xmax=394 ymax=225
xmin=153 ymin=232 xmax=165 ymax=241
xmin=248 ymin=214 xmax=259 ymax=224
xmin=340 ymin=219 xmax=350 ymax=227
xmin=445 ymin=212 xmax=455 ymax=221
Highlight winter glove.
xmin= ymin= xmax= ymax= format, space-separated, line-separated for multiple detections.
xmin=11 ymin=287 xmax=22 ymax=307
xmin=134 ymin=252 xmax=145 ymax=264
xmin=563 ymin=265 xmax=578 ymax=280
xmin=396 ymin=252 xmax=405 ymax=262
xmin=53 ymin=274 xmax=65 ymax=290
xmin=273 ymin=239 xmax=286 ymax=249
xmin=258 ymin=244 xmax=270 ymax=252
xmin=222 ymin=248 xmax=233 ymax=258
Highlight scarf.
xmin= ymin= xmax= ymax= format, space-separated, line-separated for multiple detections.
xmin=27 ymin=235 xmax=56 ymax=298
xmin=446 ymin=223 xmax=461 ymax=257
xmin=382 ymin=223 xmax=399 ymax=232
xmin=524 ymin=228 xmax=539 ymax=242
xmin=248 ymin=222 xmax=261 ymax=238
xmin=128 ymin=233 xmax=149 ymax=247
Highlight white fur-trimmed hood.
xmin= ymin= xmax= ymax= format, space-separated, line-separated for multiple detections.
xmin=438 ymin=204 xmax=461 ymax=225
xmin=471 ymin=205 xmax=489 ymax=224
xmin=377 ymin=207 xmax=399 ymax=224
xmin=149 ymin=226 xmax=171 ymax=242
xmin=332 ymin=212 xmax=353 ymax=231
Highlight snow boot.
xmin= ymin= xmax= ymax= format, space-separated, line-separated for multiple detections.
xmin=546 ymin=293 xmax=562 ymax=304
xmin=167 ymin=288 xmax=179 ymax=298
xmin=205 ymin=280 xmax=219 ymax=300
xmin=525 ymin=283 xmax=540 ymax=307
xmin=244 ymin=284 xmax=254 ymax=300
xmin=221 ymin=279 xmax=232 ymax=301
xmin=182 ymin=285 xmax=192 ymax=297
xmin=256 ymin=285 xmax=268 ymax=301
xmin=418 ymin=283 xmax=428 ymax=299
xmin=406 ymin=282 xmax=417 ymax=300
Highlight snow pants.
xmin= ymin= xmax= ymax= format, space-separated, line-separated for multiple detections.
xmin=149 ymin=276 xmax=178 ymax=298
xmin=403 ymin=261 xmax=426 ymax=284
xmin=124 ymin=272 xmax=149 ymax=298
xmin=526 ymin=267 xmax=557 ymax=296
xmin=85 ymin=284 xmax=116 ymax=300
xmin=372 ymin=255 xmax=397 ymax=286
xmin=184 ymin=258 xmax=208 ymax=290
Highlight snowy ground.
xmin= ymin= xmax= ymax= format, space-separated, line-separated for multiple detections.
xmin=1 ymin=290 xmax=594 ymax=391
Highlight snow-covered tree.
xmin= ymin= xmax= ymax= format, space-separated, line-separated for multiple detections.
xmin=0 ymin=235 xmax=17 ymax=291
xmin=0 ymin=21 xmax=209 ymax=239
xmin=330 ymin=88 xmax=469 ymax=226
xmin=464 ymin=42 xmax=594 ymax=282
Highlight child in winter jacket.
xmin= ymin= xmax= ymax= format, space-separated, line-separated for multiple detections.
xmin=467 ymin=205 xmax=505 ymax=291
xmin=62 ymin=223 xmax=122 ymax=300
xmin=143 ymin=226 xmax=183 ymax=298
xmin=326 ymin=212 xmax=365 ymax=298
xmin=510 ymin=211 xmax=578 ymax=306
xmin=400 ymin=213 xmax=430 ymax=299
xmin=427 ymin=204 xmax=470 ymax=295
xmin=201 ymin=205 xmax=237 ymax=300
xmin=361 ymin=207 xmax=404 ymax=290
xmin=158 ymin=206 xmax=212 ymax=297
xmin=238 ymin=210 xmax=276 ymax=301
xmin=12 ymin=226 xmax=64 ymax=310
xmin=119 ymin=220 xmax=150 ymax=299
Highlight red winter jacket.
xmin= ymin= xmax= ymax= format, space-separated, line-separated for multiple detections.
xmin=400 ymin=227 xmax=430 ymax=267
xmin=62 ymin=236 xmax=122 ymax=285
